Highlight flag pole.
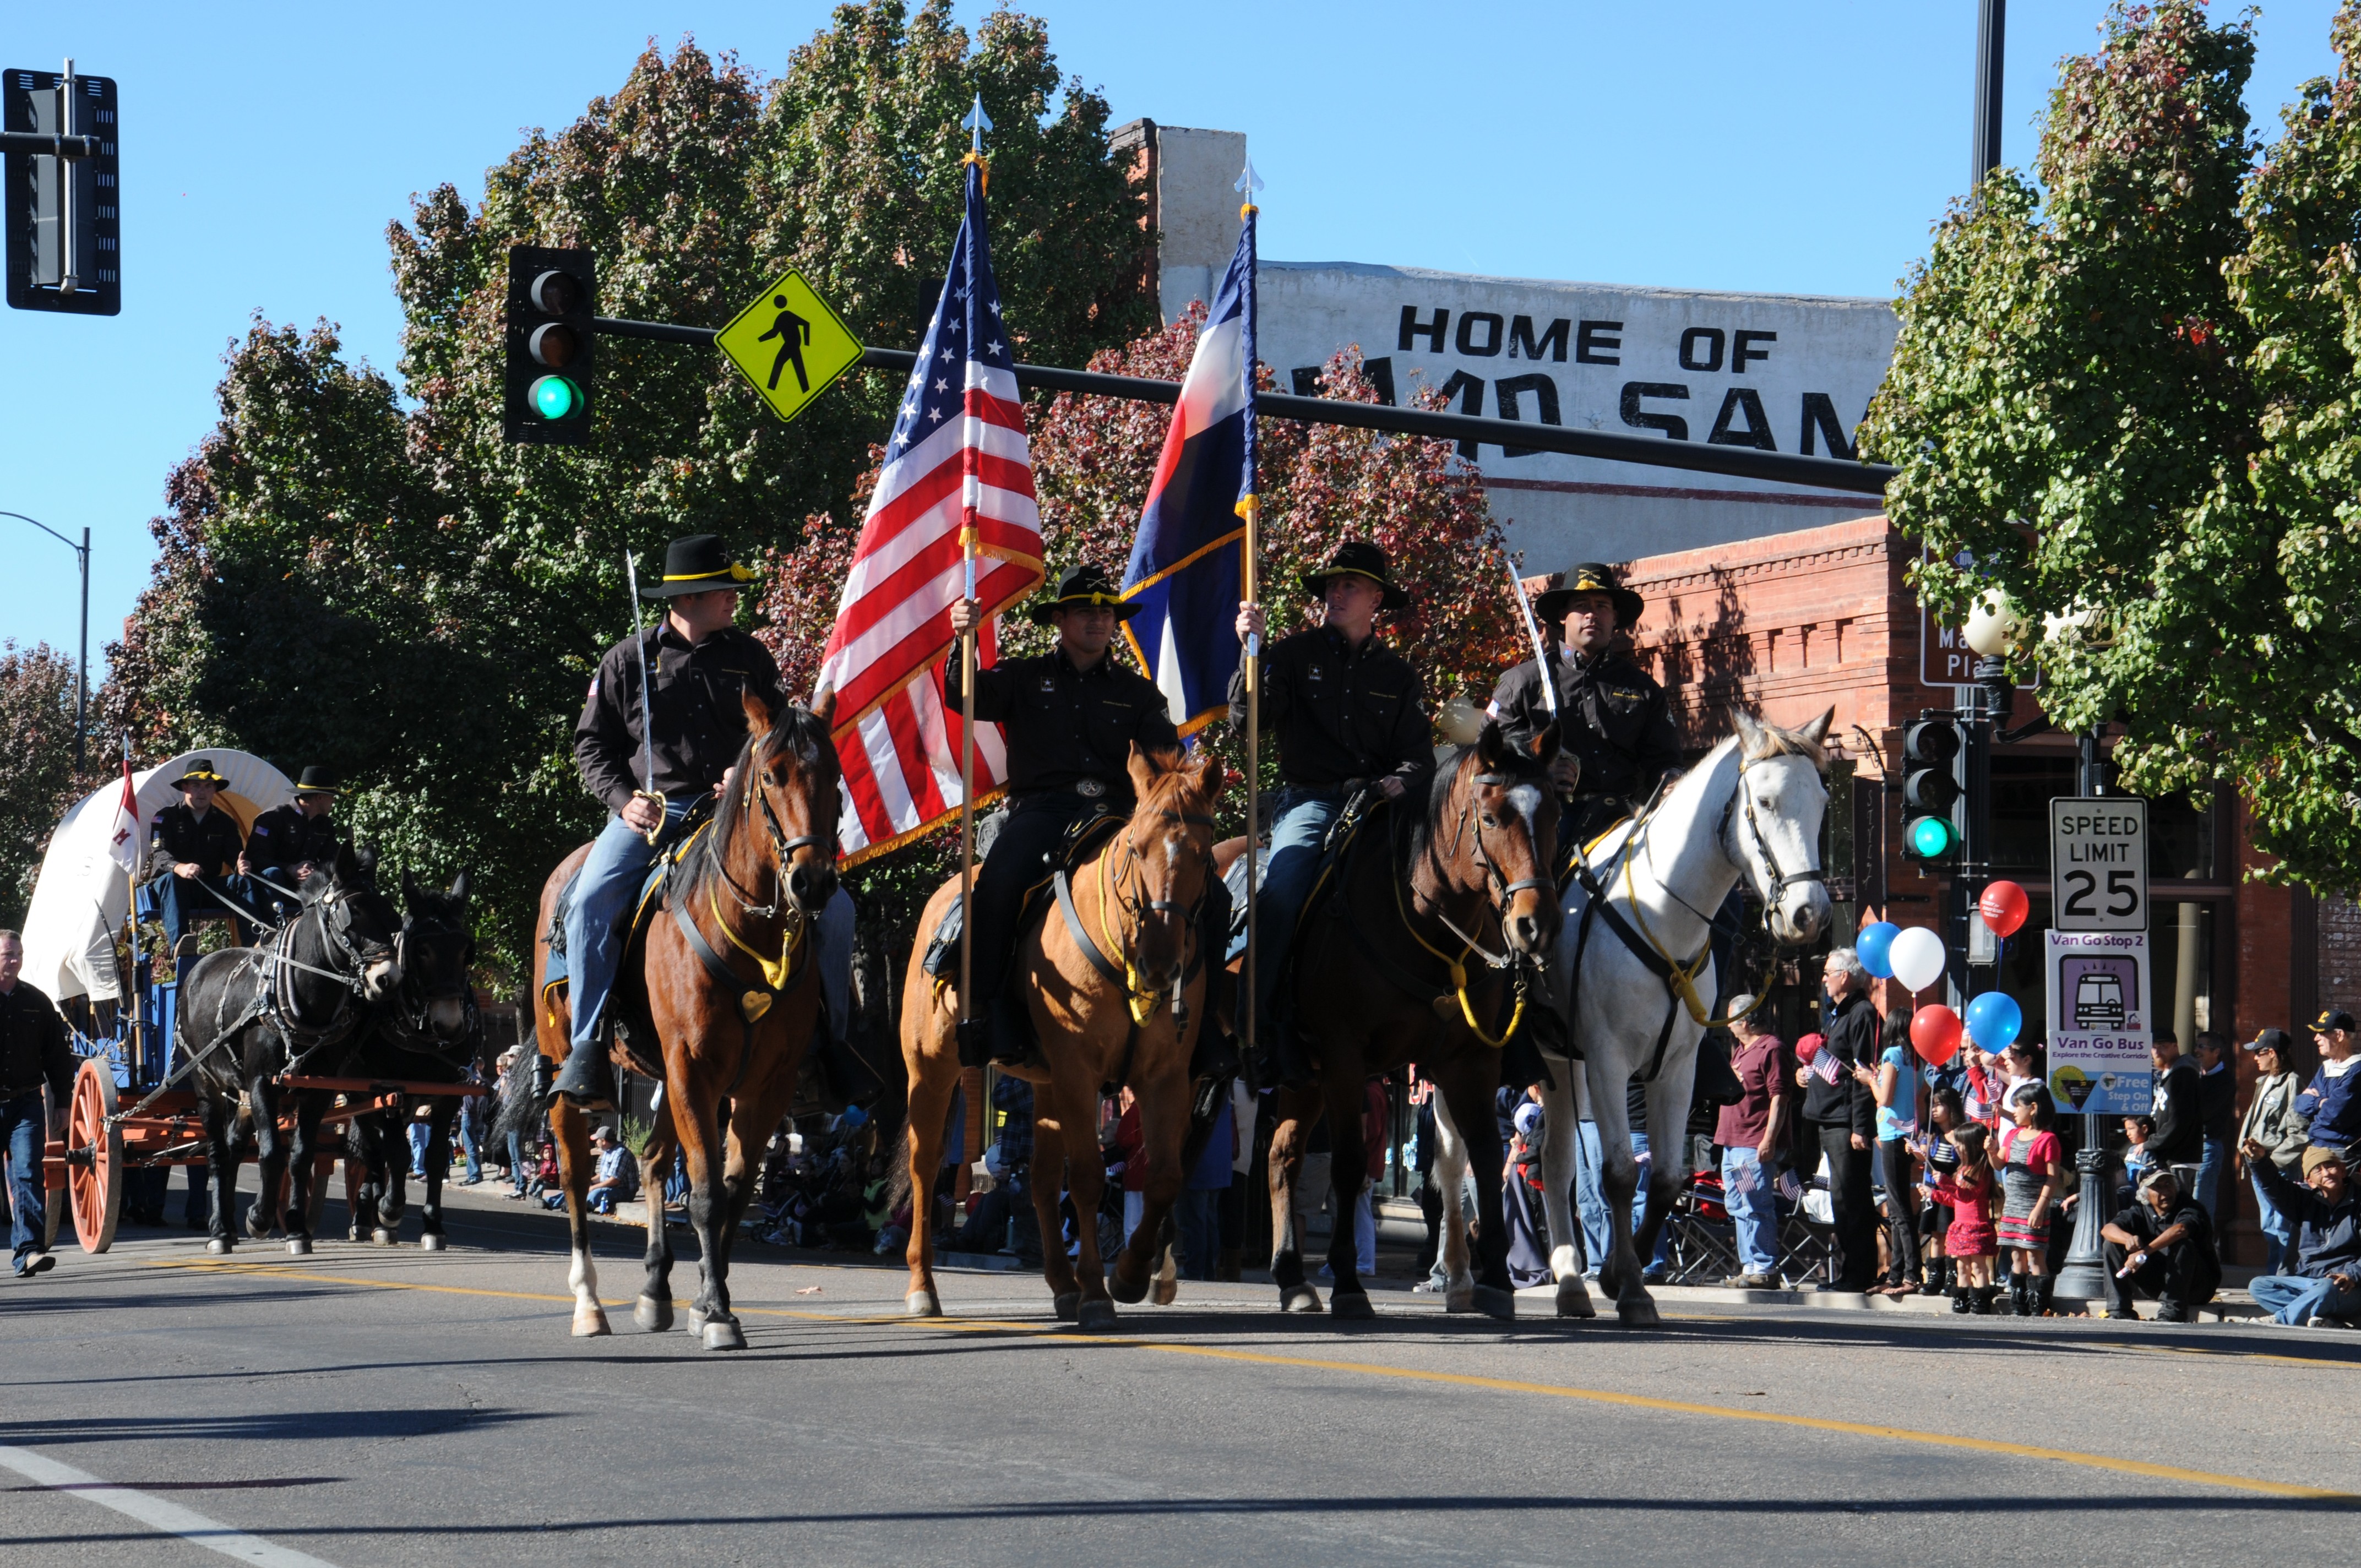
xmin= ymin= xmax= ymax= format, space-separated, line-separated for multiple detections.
xmin=121 ymin=733 xmax=142 ymax=1079
xmin=1234 ymin=160 xmax=1263 ymax=1071
xmin=958 ymin=95 xmax=993 ymax=1045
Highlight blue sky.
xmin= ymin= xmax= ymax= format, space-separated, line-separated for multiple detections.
xmin=1 ymin=1 xmax=2345 ymax=677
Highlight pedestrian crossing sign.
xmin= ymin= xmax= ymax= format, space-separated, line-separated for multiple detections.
xmin=715 ymin=268 xmax=864 ymax=424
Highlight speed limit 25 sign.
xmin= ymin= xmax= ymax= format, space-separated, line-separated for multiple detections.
xmin=2049 ymin=798 xmax=2150 ymax=932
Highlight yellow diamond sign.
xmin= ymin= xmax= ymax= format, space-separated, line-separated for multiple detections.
xmin=715 ymin=268 xmax=863 ymax=425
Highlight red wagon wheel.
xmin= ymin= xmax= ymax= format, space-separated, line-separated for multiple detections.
xmin=67 ymin=1059 xmax=122 ymax=1254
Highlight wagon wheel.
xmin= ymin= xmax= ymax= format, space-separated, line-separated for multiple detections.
xmin=67 ymin=1059 xmax=122 ymax=1254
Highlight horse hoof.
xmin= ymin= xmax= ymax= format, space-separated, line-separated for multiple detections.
xmin=905 ymin=1289 xmax=943 ymax=1319
xmin=1152 ymin=1273 xmax=1178 ymax=1307
xmin=635 ymin=1295 xmax=675 ymax=1333
xmin=419 ymin=1234 xmax=446 ymax=1253
xmin=1108 ymin=1268 xmax=1150 ymax=1305
xmin=1330 ymin=1290 xmax=1375 ymax=1321
xmin=371 ymin=1228 xmax=397 ymax=1247
xmin=571 ymin=1306 xmax=611 ymax=1337
xmin=701 ymin=1319 xmax=747 ymax=1352
xmin=1444 ymin=1286 xmax=1476 ymax=1314
xmin=285 ymin=1238 xmax=311 ymax=1257
xmin=1473 ymin=1285 xmax=1517 ymax=1321
xmin=1556 ymin=1277 xmax=1598 ymax=1320
xmin=686 ymin=1305 xmax=710 ymax=1334
xmin=1053 ymin=1292 xmax=1080 ymax=1322
xmin=1616 ymin=1295 xmax=1662 ymax=1327
xmin=205 ymin=1238 xmax=231 ymax=1256
xmin=1076 ymin=1299 xmax=1119 ymax=1333
xmin=1281 ymin=1284 xmax=1324 ymax=1315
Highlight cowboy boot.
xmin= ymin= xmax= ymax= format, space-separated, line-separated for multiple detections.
xmin=547 ymin=1042 xmax=613 ymax=1108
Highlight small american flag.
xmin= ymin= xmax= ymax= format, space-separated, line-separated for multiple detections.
xmin=817 ymin=159 xmax=1042 ymax=862
xmin=1808 ymin=1048 xmax=1843 ymax=1086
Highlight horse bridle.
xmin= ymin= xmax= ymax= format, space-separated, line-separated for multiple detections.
xmin=713 ymin=729 xmax=840 ymax=925
xmin=1635 ymin=754 xmax=1825 ymax=928
xmin=1434 ymin=769 xmax=1553 ymax=964
xmin=384 ymin=911 xmax=478 ymax=1055
xmin=1105 ymin=807 xmax=1218 ymax=948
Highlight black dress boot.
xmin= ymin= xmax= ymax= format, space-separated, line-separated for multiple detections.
xmin=547 ymin=1042 xmax=613 ymax=1108
xmin=987 ymin=989 xmax=1034 ymax=1067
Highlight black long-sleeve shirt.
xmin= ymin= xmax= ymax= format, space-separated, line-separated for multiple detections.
xmin=0 ymin=979 xmax=75 ymax=1102
xmin=1225 ymin=625 xmax=1429 ymax=788
xmin=145 ymin=803 xmax=246 ymax=881
xmin=2196 ymin=1060 xmax=2236 ymax=1141
xmin=246 ymin=804 xmax=338 ymax=871
xmin=1488 ymin=648 xmax=1680 ymax=802
xmin=575 ymin=624 xmax=784 ymax=818
xmin=2148 ymin=1056 xmax=2202 ymax=1165
xmin=1802 ymin=991 xmax=1878 ymax=1139
xmin=943 ymin=645 xmax=1178 ymax=805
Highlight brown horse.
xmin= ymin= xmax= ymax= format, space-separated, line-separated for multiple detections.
xmin=529 ymin=688 xmax=841 ymax=1349
xmin=1264 ymin=718 xmax=1560 ymax=1319
xmin=899 ymin=744 xmax=1224 ymax=1330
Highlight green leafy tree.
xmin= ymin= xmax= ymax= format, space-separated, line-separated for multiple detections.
xmin=103 ymin=7 xmax=1152 ymax=977
xmin=0 ymin=642 xmax=85 ymax=925
xmin=1860 ymin=3 xmax=2361 ymax=886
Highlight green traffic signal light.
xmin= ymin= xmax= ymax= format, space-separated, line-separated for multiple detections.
xmin=530 ymin=374 xmax=581 ymax=421
xmin=1907 ymin=814 xmax=1956 ymax=858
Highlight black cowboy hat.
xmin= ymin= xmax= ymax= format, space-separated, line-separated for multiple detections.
xmin=293 ymin=765 xmax=338 ymax=796
xmin=1535 ymin=561 xmax=1645 ymax=629
xmin=643 ymin=533 xmax=756 ymax=598
xmin=1299 ymin=540 xmax=1410 ymax=612
xmin=172 ymin=756 xmax=229 ymax=789
xmin=1025 ymin=563 xmax=1142 ymax=626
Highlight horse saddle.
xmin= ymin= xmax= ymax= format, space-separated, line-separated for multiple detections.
xmin=538 ymin=801 xmax=717 ymax=1073
xmin=920 ymin=804 xmax=1124 ymax=984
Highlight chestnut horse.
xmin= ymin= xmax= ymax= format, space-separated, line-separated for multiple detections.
xmin=1264 ymin=718 xmax=1560 ymax=1319
xmin=899 ymin=744 xmax=1223 ymax=1331
xmin=529 ymin=688 xmax=841 ymax=1349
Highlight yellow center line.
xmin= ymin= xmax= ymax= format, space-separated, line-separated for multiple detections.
xmin=143 ymin=1259 xmax=2350 ymax=1502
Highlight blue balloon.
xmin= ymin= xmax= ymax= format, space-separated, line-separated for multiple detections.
xmin=1965 ymin=991 xmax=2023 ymax=1050
xmin=1856 ymin=922 xmax=1900 ymax=980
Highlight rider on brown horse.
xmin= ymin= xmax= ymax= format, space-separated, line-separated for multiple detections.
xmin=1230 ymin=540 xmax=1430 ymax=1087
xmin=945 ymin=562 xmax=1217 ymax=1068
xmin=552 ymin=533 xmax=854 ymax=1106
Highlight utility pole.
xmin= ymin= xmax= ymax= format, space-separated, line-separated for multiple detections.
xmin=1 ymin=510 xmax=89 ymax=772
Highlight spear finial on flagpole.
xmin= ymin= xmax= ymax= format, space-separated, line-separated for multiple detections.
xmin=962 ymin=93 xmax=993 ymax=191
xmin=1236 ymin=156 xmax=1264 ymax=219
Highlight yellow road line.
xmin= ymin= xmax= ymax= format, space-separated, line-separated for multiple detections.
xmin=143 ymin=1259 xmax=2348 ymax=1502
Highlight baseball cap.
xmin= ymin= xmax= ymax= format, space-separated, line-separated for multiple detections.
xmin=2137 ymin=1166 xmax=2178 ymax=1194
xmin=1514 ymin=1102 xmax=1544 ymax=1137
xmin=2315 ymin=1008 xmax=2357 ymax=1034
xmin=2244 ymin=1028 xmax=2292 ymax=1056
xmin=2305 ymin=1146 xmax=2348 ymax=1177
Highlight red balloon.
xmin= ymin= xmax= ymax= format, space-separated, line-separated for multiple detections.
xmin=1978 ymin=879 xmax=2030 ymax=939
xmin=1911 ymin=1004 xmax=1963 ymax=1065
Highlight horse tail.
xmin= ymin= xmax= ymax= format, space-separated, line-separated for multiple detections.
xmin=486 ymin=1050 xmax=541 ymax=1149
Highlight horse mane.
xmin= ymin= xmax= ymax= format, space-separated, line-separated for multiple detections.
xmin=1397 ymin=736 xmax=1549 ymax=867
xmin=1738 ymin=721 xmax=1827 ymax=767
xmin=699 ymin=699 xmax=839 ymax=892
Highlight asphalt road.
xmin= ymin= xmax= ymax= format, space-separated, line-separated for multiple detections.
xmin=3 ymin=1184 xmax=2353 ymax=1567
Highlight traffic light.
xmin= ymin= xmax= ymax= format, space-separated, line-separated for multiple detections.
xmin=504 ymin=246 xmax=595 ymax=444
xmin=1900 ymin=718 xmax=1963 ymax=863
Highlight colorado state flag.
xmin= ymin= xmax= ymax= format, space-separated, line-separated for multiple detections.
xmin=1120 ymin=206 xmax=1256 ymax=736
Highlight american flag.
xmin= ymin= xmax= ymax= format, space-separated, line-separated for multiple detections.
xmin=818 ymin=159 xmax=1043 ymax=863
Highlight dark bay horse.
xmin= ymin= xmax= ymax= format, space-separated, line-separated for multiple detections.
xmin=529 ymin=688 xmax=840 ymax=1348
xmin=899 ymin=744 xmax=1224 ymax=1330
xmin=173 ymin=842 xmax=403 ymax=1255
xmin=1265 ymin=718 xmax=1560 ymax=1319
xmin=340 ymin=872 xmax=480 ymax=1249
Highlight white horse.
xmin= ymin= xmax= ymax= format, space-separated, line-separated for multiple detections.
xmin=1520 ymin=707 xmax=1835 ymax=1325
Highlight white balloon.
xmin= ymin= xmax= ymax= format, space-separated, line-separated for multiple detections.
xmin=1887 ymin=925 xmax=1947 ymax=992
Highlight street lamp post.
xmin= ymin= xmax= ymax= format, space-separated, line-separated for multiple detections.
xmin=2 ymin=510 xmax=91 ymax=774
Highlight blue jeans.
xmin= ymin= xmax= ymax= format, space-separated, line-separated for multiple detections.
xmin=2251 ymin=1168 xmax=2294 ymax=1272
xmin=2196 ymin=1137 xmax=2228 ymax=1220
xmin=1575 ymin=1120 xmax=1669 ymax=1275
xmin=1720 ymin=1145 xmax=1778 ymax=1276
xmin=1233 ymin=788 xmax=1346 ymax=1033
xmin=458 ymin=1113 xmax=481 ymax=1182
xmin=1 ymin=1092 xmax=47 ymax=1262
xmin=407 ymin=1121 xmax=432 ymax=1178
xmin=1176 ymin=1187 xmax=1218 ymax=1279
xmin=566 ymin=805 xmax=856 ymax=1052
xmin=508 ymin=1131 xmax=529 ymax=1195
xmin=2250 ymin=1271 xmax=2361 ymax=1326
xmin=565 ymin=803 xmax=688 ymax=1052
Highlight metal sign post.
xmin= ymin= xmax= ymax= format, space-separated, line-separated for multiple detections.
xmin=2049 ymin=786 xmax=2148 ymax=1302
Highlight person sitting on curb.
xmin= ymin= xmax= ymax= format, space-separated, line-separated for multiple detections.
xmin=2099 ymin=1166 xmax=2221 ymax=1323
xmin=586 ymin=1126 xmax=629 ymax=1215
xmin=2241 ymin=1142 xmax=2361 ymax=1328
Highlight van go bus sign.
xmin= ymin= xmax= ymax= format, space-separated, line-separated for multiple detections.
xmin=2044 ymin=798 xmax=2152 ymax=1114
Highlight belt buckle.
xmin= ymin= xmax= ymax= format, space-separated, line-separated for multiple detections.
xmin=1076 ymin=778 xmax=1106 ymax=800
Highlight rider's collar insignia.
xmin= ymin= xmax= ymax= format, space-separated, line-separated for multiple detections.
xmin=1076 ymin=777 xmax=1107 ymax=798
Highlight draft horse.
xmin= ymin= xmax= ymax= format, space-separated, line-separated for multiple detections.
xmin=338 ymin=872 xmax=480 ymax=1249
xmin=899 ymin=744 xmax=1225 ymax=1331
xmin=173 ymin=842 xmax=403 ymax=1255
xmin=529 ymin=687 xmax=841 ymax=1349
xmin=1266 ymin=719 xmax=1560 ymax=1320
